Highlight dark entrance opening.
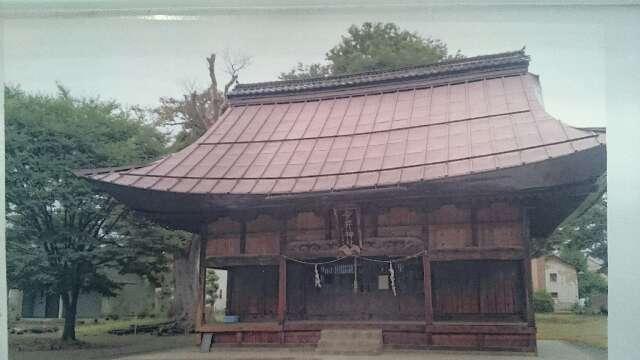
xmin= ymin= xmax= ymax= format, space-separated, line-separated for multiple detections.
xmin=286 ymin=257 xmax=425 ymax=321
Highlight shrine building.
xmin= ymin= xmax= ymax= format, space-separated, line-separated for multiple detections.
xmin=78 ymin=50 xmax=606 ymax=352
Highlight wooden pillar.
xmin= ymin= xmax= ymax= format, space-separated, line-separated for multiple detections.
xmin=277 ymin=257 xmax=287 ymax=324
xmin=239 ymin=220 xmax=247 ymax=254
xmin=421 ymin=205 xmax=433 ymax=326
xmin=225 ymin=270 xmax=234 ymax=315
xmin=422 ymin=255 xmax=433 ymax=325
xmin=422 ymin=255 xmax=433 ymax=346
xmin=277 ymin=212 xmax=288 ymax=326
xmin=421 ymin=205 xmax=433 ymax=345
xmin=521 ymin=207 xmax=536 ymax=327
xmin=195 ymin=234 xmax=208 ymax=332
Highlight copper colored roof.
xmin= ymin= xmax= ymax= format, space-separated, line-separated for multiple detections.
xmin=78 ymin=50 xmax=605 ymax=199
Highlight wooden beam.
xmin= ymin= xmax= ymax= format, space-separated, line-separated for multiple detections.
xmin=277 ymin=257 xmax=287 ymax=324
xmin=286 ymin=236 xmax=423 ymax=258
xmin=429 ymin=248 xmax=525 ymax=261
xmin=422 ymin=255 xmax=433 ymax=326
xmin=225 ymin=269 xmax=234 ymax=315
xmin=521 ymin=207 xmax=536 ymax=327
xmin=422 ymin=208 xmax=433 ymax=344
xmin=324 ymin=211 xmax=333 ymax=240
xmin=426 ymin=323 xmax=534 ymax=334
xmin=195 ymin=233 xmax=208 ymax=331
xmin=284 ymin=320 xmax=425 ymax=332
xmin=279 ymin=216 xmax=288 ymax=255
xmin=198 ymin=322 xmax=283 ymax=333
xmin=371 ymin=206 xmax=379 ymax=238
xmin=277 ymin=213 xmax=288 ymax=324
xmin=239 ymin=220 xmax=247 ymax=254
xmin=205 ymin=255 xmax=280 ymax=267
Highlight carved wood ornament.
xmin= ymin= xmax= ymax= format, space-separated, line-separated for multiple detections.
xmin=332 ymin=207 xmax=363 ymax=256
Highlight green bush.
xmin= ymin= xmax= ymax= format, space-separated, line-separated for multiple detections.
xmin=570 ymin=302 xmax=599 ymax=315
xmin=570 ymin=302 xmax=586 ymax=314
xmin=534 ymin=290 xmax=555 ymax=313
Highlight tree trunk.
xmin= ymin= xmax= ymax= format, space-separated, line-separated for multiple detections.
xmin=172 ymin=235 xmax=201 ymax=331
xmin=61 ymin=289 xmax=79 ymax=341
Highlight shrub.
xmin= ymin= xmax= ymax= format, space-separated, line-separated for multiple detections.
xmin=533 ymin=290 xmax=555 ymax=313
xmin=570 ymin=302 xmax=586 ymax=314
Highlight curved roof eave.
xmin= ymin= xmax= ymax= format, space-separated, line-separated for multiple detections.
xmin=77 ymin=50 xmax=607 ymax=233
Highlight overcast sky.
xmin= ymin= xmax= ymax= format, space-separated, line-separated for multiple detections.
xmin=3 ymin=3 xmax=639 ymax=128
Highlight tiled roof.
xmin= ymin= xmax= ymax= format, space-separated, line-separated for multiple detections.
xmin=229 ymin=50 xmax=530 ymax=102
xmin=79 ymin=51 xmax=605 ymax=197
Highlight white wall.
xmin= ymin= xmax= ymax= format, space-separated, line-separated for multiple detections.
xmin=544 ymin=257 xmax=579 ymax=311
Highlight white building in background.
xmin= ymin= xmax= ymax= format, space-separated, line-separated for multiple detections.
xmin=531 ymin=255 xmax=579 ymax=311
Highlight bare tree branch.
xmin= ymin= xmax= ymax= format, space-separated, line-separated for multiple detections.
xmin=206 ymin=54 xmax=221 ymax=127
xmin=222 ymin=49 xmax=252 ymax=97
xmin=155 ymin=51 xmax=251 ymax=151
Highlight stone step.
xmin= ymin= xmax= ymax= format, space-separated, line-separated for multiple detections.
xmin=317 ymin=334 xmax=383 ymax=342
xmin=317 ymin=329 xmax=381 ymax=339
xmin=315 ymin=328 xmax=383 ymax=355
xmin=317 ymin=340 xmax=382 ymax=347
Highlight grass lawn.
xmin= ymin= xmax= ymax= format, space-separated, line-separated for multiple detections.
xmin=9 ymin=318 xmax=194 ymax=360
xmin=536 ymin=313 xmax=608 ymax=349
xmin=75 ymin=317 xmax=173 ymax=336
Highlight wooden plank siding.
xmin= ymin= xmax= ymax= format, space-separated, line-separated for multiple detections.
xmin=431 ymin=260 xmax=525 ymax=322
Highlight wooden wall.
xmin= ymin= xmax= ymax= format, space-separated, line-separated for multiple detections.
xmin=246 ymin=215 xmax=280 ymax=255
xmin=431 ymin=260 xmax=525 ymax=322
xmin=376 ymin=207 xmax=423 ymax=238
xmin=205 ymin=202 xmax=523 ymax=258
xmin=206 ymin=217 xmax=242 ymax=256
xmin=428 ymin=203 xmax=522 ymax=250
xmin=204 ymin=201 xmax=528 ymax=326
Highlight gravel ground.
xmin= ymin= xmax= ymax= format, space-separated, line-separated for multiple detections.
xmin=115 ymin=340 xmax=606 ymax=360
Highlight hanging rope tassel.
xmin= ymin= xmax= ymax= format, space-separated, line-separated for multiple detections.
xmin=314 ymin=264 xmax=322 ymax=288
xmin=389 ymin=261 xmax=397 ymax=296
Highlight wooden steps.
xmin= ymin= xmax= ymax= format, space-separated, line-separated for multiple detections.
xmin=315 ymin=328 xmax=383 ymax=355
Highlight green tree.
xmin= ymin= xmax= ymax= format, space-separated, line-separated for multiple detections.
xmin=280 ymin=22 xmax=462 ymax=80
xmin=577 ymin=270 xmax=608 ymax=301
xmin=5 ymin=85 xmax=185 ymax=341
xmin=205 ymin=270 xmax=220 ymax=321
xmin=548 ymin=194 xmax=607 ymax=272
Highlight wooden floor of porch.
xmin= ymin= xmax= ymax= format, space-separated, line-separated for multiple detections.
xmin=198 ymin=319 xmax=532 ymax=334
